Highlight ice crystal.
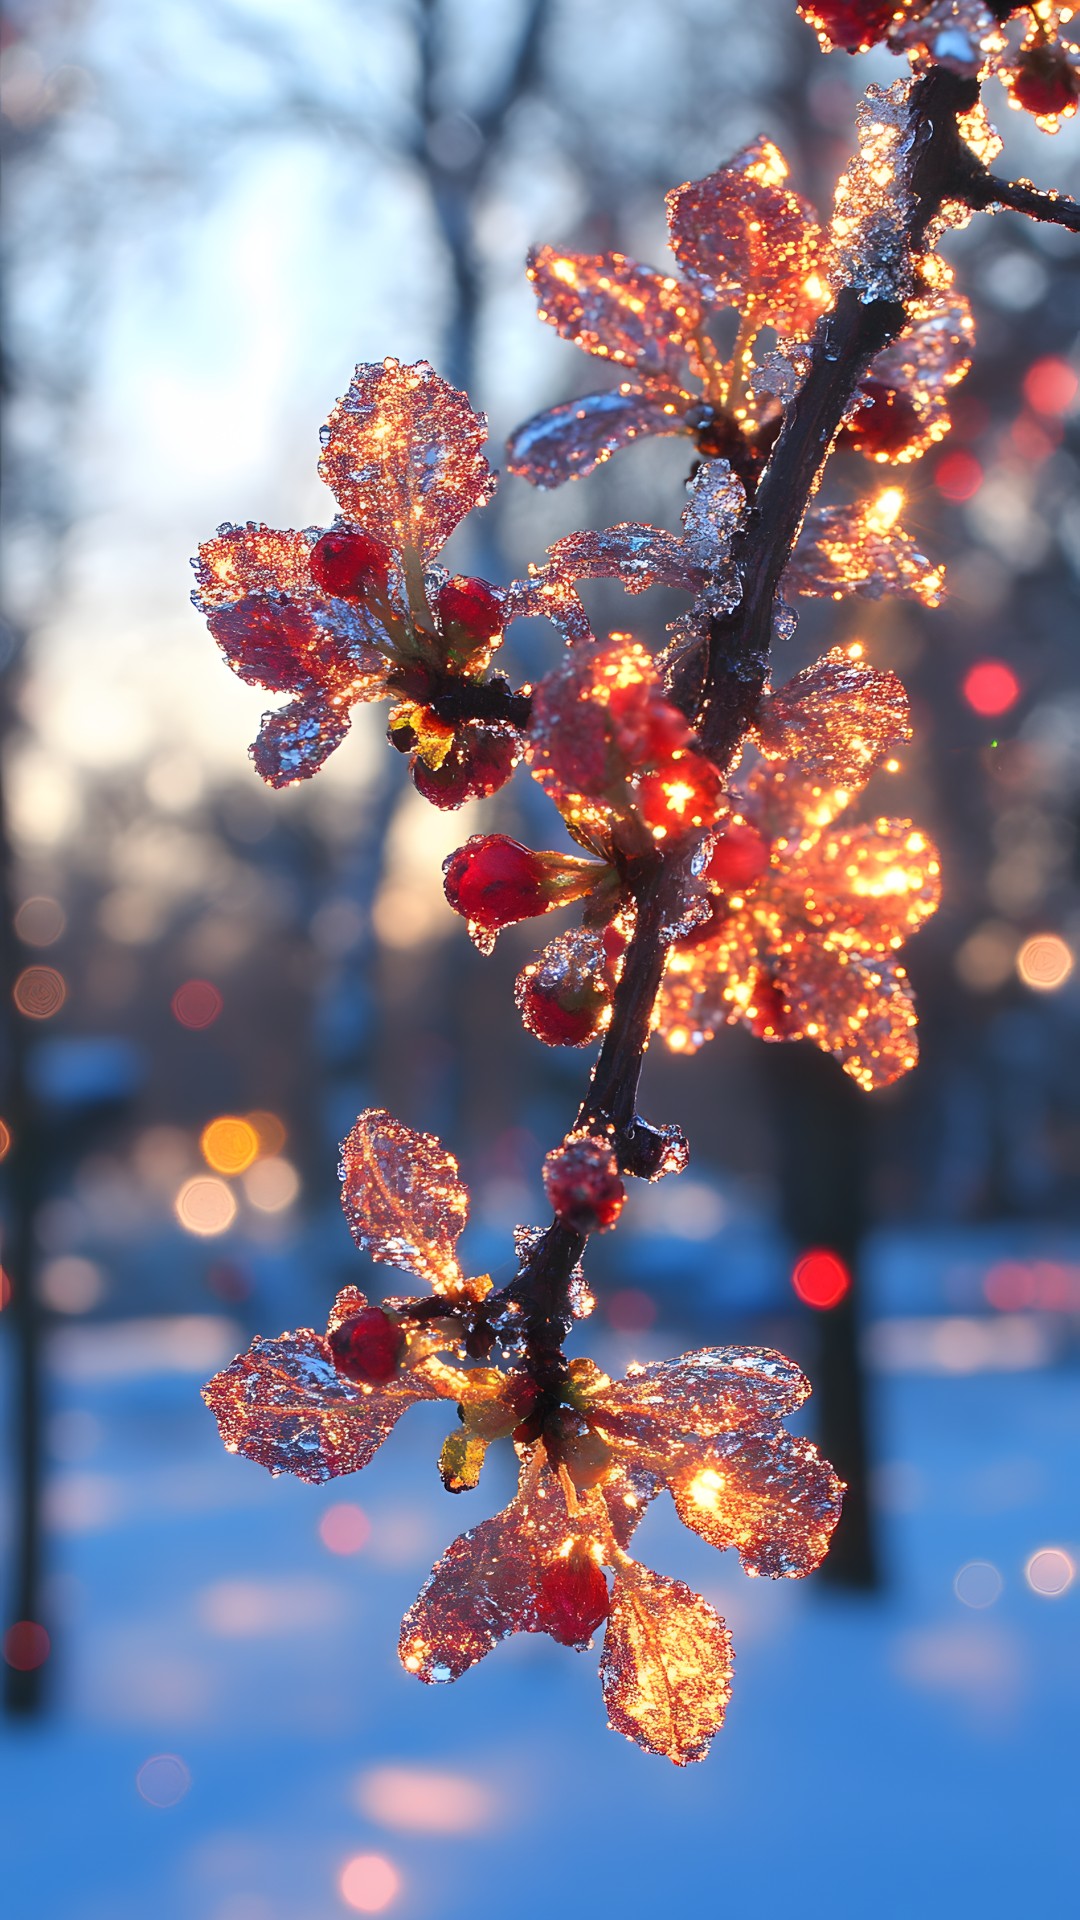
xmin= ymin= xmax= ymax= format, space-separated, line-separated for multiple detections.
xmin=788 ymin=489 xmax=945 ymax=605
xmin=831 ymin=81 xmax=920 ymax=304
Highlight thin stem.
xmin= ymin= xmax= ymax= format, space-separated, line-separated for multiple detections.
xmin=964 ymin=172 xmax=1080 ymax=233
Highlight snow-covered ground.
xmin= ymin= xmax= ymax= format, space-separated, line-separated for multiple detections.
xmin=2 ymin=1312 xmax=1076 ymax=1920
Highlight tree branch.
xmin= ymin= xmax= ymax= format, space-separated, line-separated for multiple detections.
xmin=964 ymin=171 xmax=1080 ymax=233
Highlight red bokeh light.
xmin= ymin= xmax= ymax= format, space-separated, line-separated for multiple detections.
xmin=1022 ymin=356 xmax=1078 ymax=418
xmin=792 ymin=1249 xmax=851 ymax=1310
xmin=605 ymin=1288 xmax=658 ymax=1333
xmin=3 ymin=1620 xmax=50 ymax=1671
xmin=963 ymin=660 xmax=1020 ymax=717
xmin=935 ymin=450 xmax=983 ymax=502
xmin=171 ymin=979 xmax=223 ymax=1029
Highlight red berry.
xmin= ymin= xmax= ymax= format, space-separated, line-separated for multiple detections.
xmin=607 ymin=679 xmax=690 ymax=766
xmin=411 ymin=724 xmax=517 ymax=809
xmin=843 ymin=381 xmax=923 ymax=461
xmin=444 ymin=835 xmax=601 ymax=934
xmin=329 ymin=1306 xmax=404 ymax=1384
xmin=310 ymin=529 xmax=391 ymax=599
xmin=518 ymin=975 xmax=609 ymax=1047
xmin=1010 ymin=48 xmax=1079 ymax=120
xmin=535 ymin=1543 xmax=610 ymax=1646
xmin=436 ymin=576 xmax=505 ymax=643
xmin=636 ymin=753 xmax=723 ymax=839
xmin=798 ymin=1 xmax=897 ymax=51
xmin=543 ymin=1135 xmax=625 ymax=1232
xmin=705 ymin=821 xmax=770 ymax=890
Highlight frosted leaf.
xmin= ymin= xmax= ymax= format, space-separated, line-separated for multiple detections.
xmin=600 ymin=1564 xmax=733 ymax=1765
xmin=339 ymin=1109 xmax=470 ymax=1294
xmin=756 ymin=645 xmax=911 ymax=786
xmin=787 ymin=494 xmax=945 ymax=606
xmin=201 ymin=1327 xmax=440 ymax=1484
xmin=399 ymin=1466 xmax=575 ymax=1681
xmin=194 ymin=524 xmax=316 ymax=609
xmin=506 ymin=384 xmax=691 ymax=489
xmin=831 ymin=81 xmax=919 ymax=304
xmin=593 ymin=1345 xmax=812 ymax=1438
xmin=526 ymin=245 xmax=703 ymax=375
xmin=602 ymin=1459 xmax=662 ymax=1549
xmin=667 ymin=138 xmax=829 ymax=335
xmin=521 ymin=523 xmax=698 ymax=645
xmin=775 ymin=947 xmax=924 ymax=1092
xmin=319 ymin=359 xmax=495 ymax=562
xmin=858 ymin=290 xmax=976 ymax=461
xmin=672 ymin=1430 xmax=842 ymax=1578
xmin=785 ymin=815 xmax=942 ymax=955
xmin=251 ymin=694 xmax=352 ymax=789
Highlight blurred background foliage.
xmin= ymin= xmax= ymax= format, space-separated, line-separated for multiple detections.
xmin=1 ymin=2 xmax=1079 ymax=1916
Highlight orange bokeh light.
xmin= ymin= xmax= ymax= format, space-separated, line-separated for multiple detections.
xmin=792 ymin=1249 xmax=851 ymax=1310
xmin=200 ymin=1115 xmax=259 ymax=1174
xmin=0 ymin=1118 xmax=11 ymax=1161
xmin=935 ymin=450 xmax=982 ymax=502
xmin=963 ymin=660 xmax=1020 ymax=717
xmin=246 ymin=1109 xmax=287 ymax=1157
xmin=1017 ymin=934 xmax=1074 ymax=992
xmin=13 ymin=966 xmax=67 ymax=1020
xmin=171 ymin=979 xmax=223 ymax=1028
xmin=339 ymin=1853 xmax=400 ymax=1913
xmin=1022 ymin=356 xmax=1078 ymax=418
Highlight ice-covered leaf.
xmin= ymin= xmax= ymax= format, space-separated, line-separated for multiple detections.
xmin=250 ymin=693 xmax=352 ymax=789
xmin=195 ymin=524 xmax=316 ymax=610
xmin=527 ymin=246 xmax=703 ymax=374
xmin=756 ymin=645 xmax=911 ymax=787
xmin=201 ymin=1327 xmax=440 ymax=1484
xmin=439 ymin=1427 xmax=489 ymax=1493
xmin=861 ymin=290 xmax=976 ymax=461
xmin=775 ymin=947 xmax=923 ymax=1091
xmin=506 ymin=384 xmax=690 ymax=489
xmin=789 ymin=816 xmax=942 ymax=955
xmin=593 ymin=1346 xmax=811 ymax=1445
xmin=679 ymin=459 xmax=746 ymax=574
xmin=600 ymin=1564 xmax=733 ymax=1765
xmin=667 ymin=139 xmax=828 ymax=335
xmin=787 ymin=493 xmax=944 ymax=607
xmin=339 ymin=1109 xmax=470 ymax=1293
xmin=399 ymin=1467 xmax=573 ymax=1682
xmin=672 ymin=1430 xmax=842 ymax=1577
xmin=319 ymin=359 xmax=495 ymax=562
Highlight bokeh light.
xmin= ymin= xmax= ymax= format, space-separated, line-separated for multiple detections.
xmin=201 ymin=1115 xmax=260 ymax=1174
xmin=792 ymin=1249 xmax=850 ymax=1309
xmin=243 ymin=1157 xmax=300 ymax=1212
xmin=953 ymin=1561 xmax=1003 ymax=1609
xmin=962 ymin=660 xmax=1020 ymax=717
xmin=2 ymin=1621 xmax=50 ymax=1671
xmin=1022 ymin=356 xmax=1078 ymax=417
xmin=38 ymin=1256 xmax=105 ymax=1314
xmin=339 ymin=1855 xmax=400 ymax=1914
xmin=1024 ymin=1548 xmax=1074 ymax=1597
xmin=0 ymin=1118 xmax=11 ymax=1161
xmin=246 ymin=1109 xmax=287 ymax=1157
xmin=171 ymin=979 xmax=223 ymax=1028
xmin=606 ymin=1288 xmax=657 ymax=1332
xmin=14 ymin=895 xmax=66 ymax=945
xmin=1016 ymin=934 xmax=1074 ymax=992
xmin=935 ymin=450 xmax=982 ymax=502
xmin=174 ymin=1177 xmax=237 ymax=1237
xmin=14 ymin=965 xmax=67 ymax=1019
xmin=356 ymin=1766 xmax=496 ymax=1834
xmin=318 ymin=1504 xmax=371 ymax=1556
xmin=135 ymin=1754 xmax=192 ymax=1807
